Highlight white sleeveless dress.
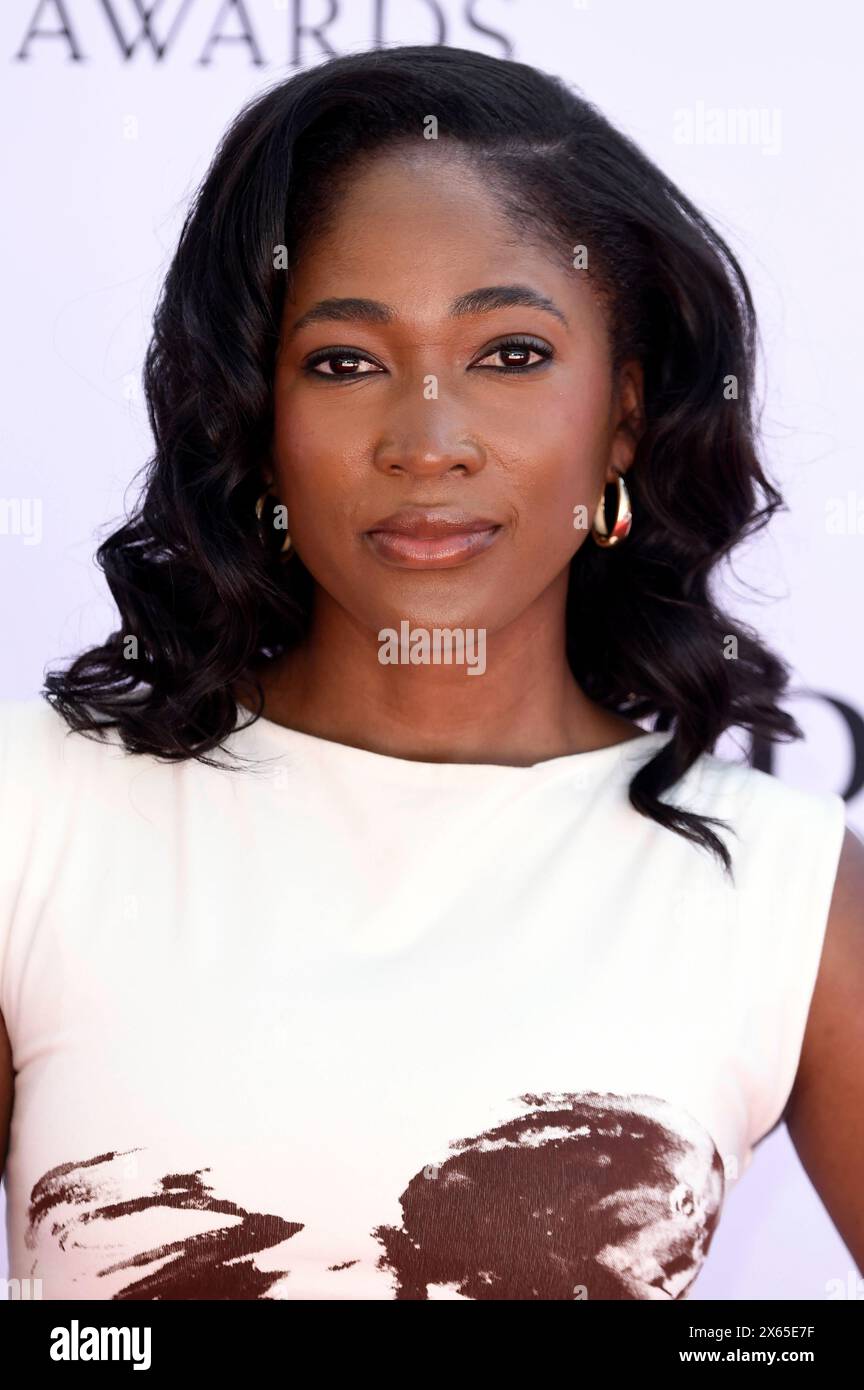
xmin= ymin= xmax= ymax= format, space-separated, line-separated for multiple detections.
xmin=0 ymin=697 xmax=845 ymax=1300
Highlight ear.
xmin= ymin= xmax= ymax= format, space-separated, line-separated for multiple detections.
xmin=608 ymin=358 xmax=645 ymax=482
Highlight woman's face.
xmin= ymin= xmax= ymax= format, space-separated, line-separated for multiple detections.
xmin=270 ymin=147 xmax=642 ymax=637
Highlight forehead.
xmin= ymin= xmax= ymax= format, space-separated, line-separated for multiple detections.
xmin=286 ymin=146 xmax=602 ymax=332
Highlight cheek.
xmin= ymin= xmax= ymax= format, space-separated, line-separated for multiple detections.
xmin=506 ymin=403 xmax=610 ymax=547
xmin=272 ymin=395 xmax=362 ymax=523
xmin=509 ymin=349 xmax=613 ymax=491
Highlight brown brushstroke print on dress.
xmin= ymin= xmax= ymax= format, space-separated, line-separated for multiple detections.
xmin=373 ymin=1092 xmax=725 ymax=1300
xmin=25 ymin=1092 xmax=724 ymax=1299
xmin=25 ymin=1149 xmax=302 ymax=1299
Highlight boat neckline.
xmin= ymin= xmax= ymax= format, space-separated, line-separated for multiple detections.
xmin=230 ymin=701 xmax=673 ymax=781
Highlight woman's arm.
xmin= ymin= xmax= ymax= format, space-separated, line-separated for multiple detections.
xmin=0 ymin=1009 xmax=11 ymax=1181
xmin=784 ymin=826 xmax=864 ymax=1271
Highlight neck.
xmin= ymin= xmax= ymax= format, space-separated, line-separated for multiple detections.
xmin=234 ymin=575 xmax=641 ymax=765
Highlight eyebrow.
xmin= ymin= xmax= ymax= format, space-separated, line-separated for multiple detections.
xmin=287 ymin=284 xmax=569 ymax=338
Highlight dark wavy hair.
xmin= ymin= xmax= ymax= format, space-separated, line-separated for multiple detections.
xmin=43 ymin=43 xmax=801 ymax=877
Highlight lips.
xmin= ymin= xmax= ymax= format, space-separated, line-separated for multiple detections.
xmin=363 ymin=508 xmax=503 ymax=569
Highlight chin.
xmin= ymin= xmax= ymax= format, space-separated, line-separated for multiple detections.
xmin=359 ymin=590 xmax=500 ymax=637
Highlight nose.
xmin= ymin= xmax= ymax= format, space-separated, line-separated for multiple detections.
xmin=373 ymin=398 xmax=485 ymax=480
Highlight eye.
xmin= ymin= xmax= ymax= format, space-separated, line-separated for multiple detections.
xmin=471 ymin=336 xmax=553 ymax=373
xmin=302 ymin=335 xmax=554 ymax=380
xmin=303 ymin=348 xmax=385 ymax=378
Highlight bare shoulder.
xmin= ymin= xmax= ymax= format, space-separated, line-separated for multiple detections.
xmin=785 ymin=825 xmax=864 ymax=1267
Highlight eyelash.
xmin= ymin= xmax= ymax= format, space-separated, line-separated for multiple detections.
xmin=302 ymin=335 xmax=554 ymax=379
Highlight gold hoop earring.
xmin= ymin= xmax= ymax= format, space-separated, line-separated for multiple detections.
xmin=255 ymin=491 xmax=292 ymax=557
xmin=591 ymin=470 xmax=632 ymax=547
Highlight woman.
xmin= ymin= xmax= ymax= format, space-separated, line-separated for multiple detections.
xmin=1 ymin=44 xmax=862 ymax=1301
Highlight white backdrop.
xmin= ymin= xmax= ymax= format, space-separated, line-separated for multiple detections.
xmin=1 ymin=0 xmax=861 ymax=1299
